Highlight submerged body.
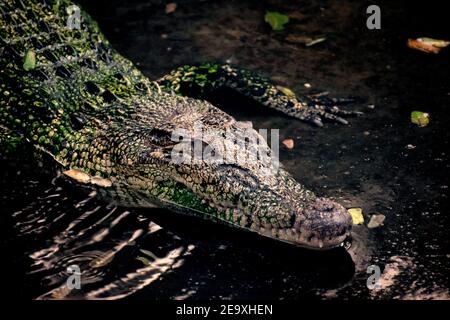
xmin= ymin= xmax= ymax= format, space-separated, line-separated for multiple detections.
xmin=0 ymin=0 xmax=356 ymax=249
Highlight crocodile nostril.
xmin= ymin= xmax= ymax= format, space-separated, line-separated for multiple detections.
xmin=342 ymin=234 xmax=353 ymax=250
xmin=335 ymin=226 xmax=347 ymax=236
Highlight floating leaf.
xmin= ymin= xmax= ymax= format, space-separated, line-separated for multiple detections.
xmin=407 ymin=39 xmax=439 ymax=53
xmin=367 ymin=214 xmax=386 ymax=229
xmin=407 ymin=38 xmax=449 ymax=54
xmin=23 ymin=50 xmax=36 ymax=71
xmin=265 ymin=11 xmax=289 ymax=31
xmin=165 ymin=3 xmax=177 ymax=14
xmin=305 ymin=37 xmax=326 ymax=47
xmin=276 ymin=85 xmax=296 ymax=99
xmin=417 ymin=37 xmax=450 ymax=48
xmin=348 ymin=208 xmax=364 ymax=225
xmin=411 ymin=111 xmax=429 ymax=127
xmin=282 ymin=138 xmax=294 ymax=149
xmin=285 ymin=34 xmax=327 ymax=47
xmin=139 ymin=249 xmax=158 ymax=260
xmin=136 ymin=256 xmax=151 ymax=266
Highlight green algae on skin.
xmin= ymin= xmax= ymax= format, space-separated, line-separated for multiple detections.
xmin=23 ymin=50 xmax=36 ymax=71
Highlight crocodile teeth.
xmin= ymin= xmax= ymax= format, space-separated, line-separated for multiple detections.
xmin=277 ymin=229 xmax=287 ymax=240
xmin=288 ymin=229 xmax=296 ymax=237
xmin=318 ymin=240 xmax=324 ymax=249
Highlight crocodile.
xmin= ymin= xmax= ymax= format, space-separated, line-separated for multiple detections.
xmin=0 ymin=0 xmax=359 ymax=250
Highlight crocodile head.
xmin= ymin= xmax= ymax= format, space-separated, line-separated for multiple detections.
xmin=108 ymin=102 xmax=352 ymax=250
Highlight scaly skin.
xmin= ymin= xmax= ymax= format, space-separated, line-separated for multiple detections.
xmin=0 ymin=0 xmax=356 ymax=250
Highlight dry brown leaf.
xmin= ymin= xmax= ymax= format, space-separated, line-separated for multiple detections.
xmin=285 ymin=35 xmax=313 ymax=44
xmin=165 ymin=3 xmax=177 ymax=14
xmin=367 ymin=214 xmax=386 ymax=229
xmin=286 ymin=11 xmax=306 ymax=20
xmin=407 ymin=39 xmax=440 ymax=54
xmin=282 ymin=138 xmax=294 ymax=149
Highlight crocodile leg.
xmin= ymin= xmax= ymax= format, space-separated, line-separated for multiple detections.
xmin=157 ymin=63 xmax=361 ymax=126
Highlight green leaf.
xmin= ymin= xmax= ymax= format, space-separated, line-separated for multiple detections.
xmin=136 ymin=256 xmax=151 ymax=266
xmin=265 ymin=11 xmax=289 ymax=31
xmin=276 ymin=85 xmax=296 ymax=99
xmin=139 ymin=249 xmax=158 ymax=260
xmin=23 ymin=50 xmax=36 ymax=71
xmin=411 ymin=111 xmax=429 ymax=127
xmin=348 ymin=208 xmax=364 ymax=225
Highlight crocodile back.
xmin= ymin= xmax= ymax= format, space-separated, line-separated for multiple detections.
xmin=0 ymin=0 xmax=159 ymax=162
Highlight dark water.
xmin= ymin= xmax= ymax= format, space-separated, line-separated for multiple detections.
xmin=1 ymin=0 xmax=448 ymax=299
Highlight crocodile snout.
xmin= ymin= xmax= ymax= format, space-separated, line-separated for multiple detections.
xmin=294 ymin=198 xmax=352 ymax=249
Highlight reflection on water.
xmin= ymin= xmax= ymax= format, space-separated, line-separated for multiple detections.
xmin=3 ymin=164 xmax=194 ymax=299
xmin=2 ymin=146 xmax=448 ymax=300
